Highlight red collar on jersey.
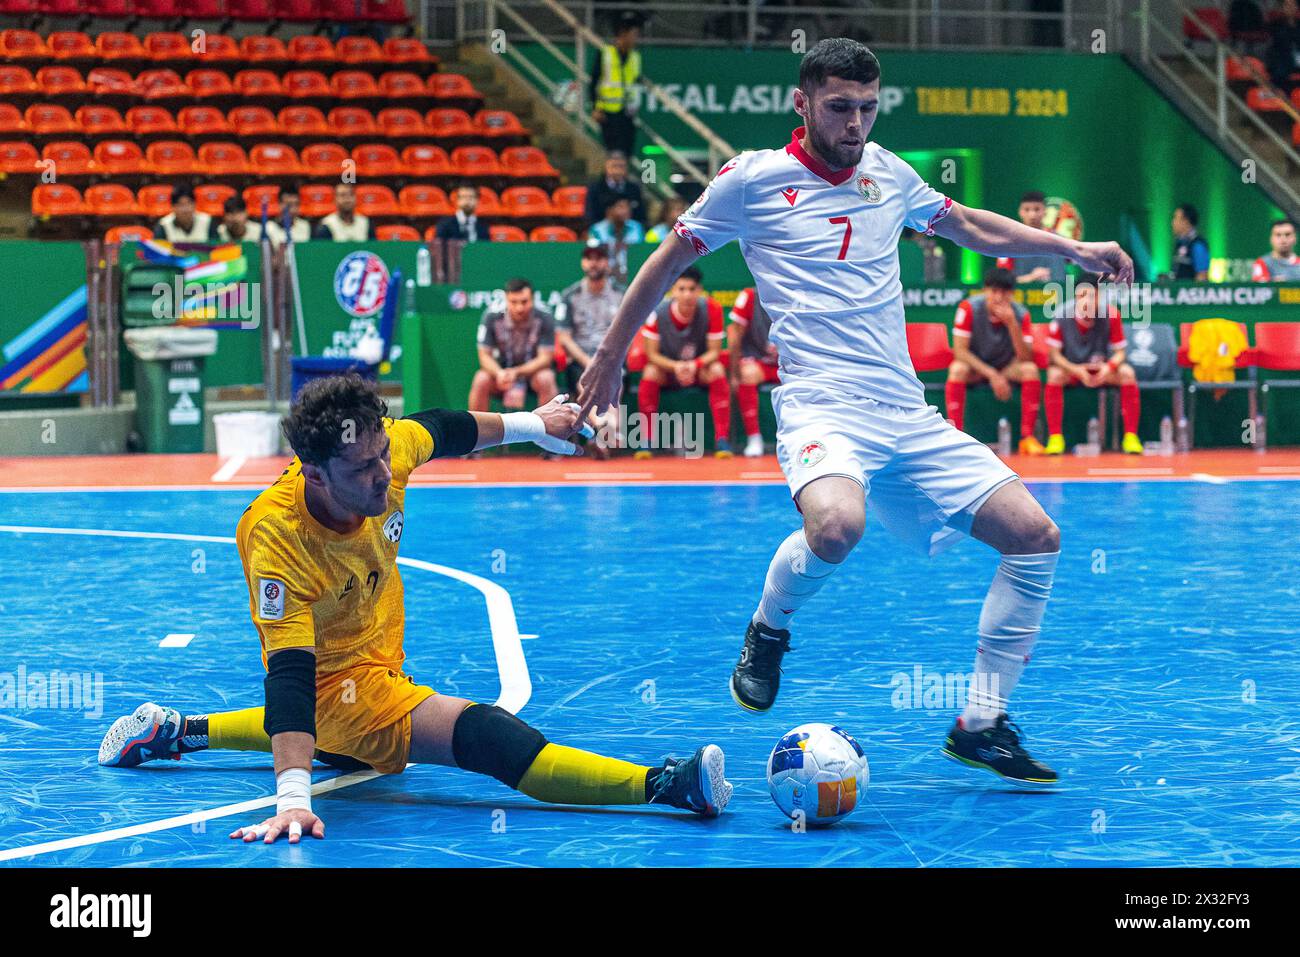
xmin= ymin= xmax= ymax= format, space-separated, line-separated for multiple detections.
xmin=785 ymin=127 xmax=856 ymax=186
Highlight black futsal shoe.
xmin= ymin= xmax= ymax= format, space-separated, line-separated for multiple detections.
xmin=646 ymin=745 xmax=732 ymax=816
xmin=729 ymin=619 xmax=792 ymax=712
xmin=942 ymin=713 xmax=1059 ymax=786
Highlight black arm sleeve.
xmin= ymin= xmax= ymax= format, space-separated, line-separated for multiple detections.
xmin=263 ymin=648 xmax=316 ymax=739
xmin=404 ymin=408 xmax=480 ymax=459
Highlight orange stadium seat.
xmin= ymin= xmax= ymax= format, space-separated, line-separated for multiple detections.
xmin=551 ymin=185 xmax=586 ymax=218
xmin=135 ymin=0 xmax=183 ymax=18
xmin=366 ymin=1 xmax=411 ymax=24
xmin=529 ymin=225 xmax=577 ymax=242
xmin=451 ymin=144 xmax=502 ymax=178
xmin=128 ymin=105 xmax=180 ymax=136
xmin=229 ymin=105 xmax=279 ymax=138
xmin=0 ymin=103 xmax=25 ymax=135
xmin=905 ymin=323 xmax=954 ymax=372
xmin=243 ymin=183 xmax=280 ymax=217
xmin=384 ymin=37 xmax=435 ymax=66
xmin=145 ymin=140 xmax=197 ymax=175
xmin=429 ymin=73 xmax=483 ymax=106
xmin=40 ymin=3 xmax=84 ymax=22
xmin=227 ymin=0 xmax=274 ymax=20
xmin=1247 ymin=87 xmax=1286 ymax=113
xmin=86 ymin=182 xmax=141 ymax=216
xmin=425 ymin=108 xmax=475 ymax=141
xmin=377 ymin=107 xmax=426 ymax=139
xmin=44 ymin=141 xmax=94 ymax=176
xmin=401 ymin=144 xmax=452 ymax=178
xmin=94 ymin=139 xmax=148 ymax=175
xmin=96 ymin=32 xmax=146 ymax=62
xmin=177 ymin=105 xmax=229 ymax=137
xmin=279 ymin=0 xmax=322 ymax=22
xmin=336 ymin=36 xmax=384 ymax=65
xmin=137 ymin=182 xmax=178 ymax=216
xmin=76 ymin=105 xmax=127 ymax=137
xmin=354 ymin=183 xmax=398 ymax=217
xmin=137 ymin=69 xmax=190 ymax=101
xmin=379 ymin=71 xmax=425 ymax=100
xmin=300 ymin=142 xmax=349 ymax=177
xmin=36 ymin=65 xmax=86 ymax=96
xmin=187 ymin=69 xmax=236 ymax=99
xmin=0 ymin=140 xmax=39 ymax=174
xmin=327 ymin=106 xmax=377 ymax=138
xmin=106 ymin=224 xmax=155 ymax=243
xmin=376 ymin=224 xmax=420 ymax=241
xmin=288 ymin=35 xmax=336 ymax=64
xmin=234 ymin=69 xmax=284 ymax=99
xmin=284 ymin=69 xmax=332 ymax=100
xmin=501 ymin=185 xmax=555 ymax=219
xmin=475 ymin=186 xmax=503 ymax=218
xmin=47 ymin=32 xmax=96 ymax=61
xmin=297 ymin=182 xmax=336 ymax=217
xmin=1 ymin=29 xmax=49 ymax=63
xmin=489 ymin=224 xmax=526 ymax=242
xmin=32 ymin=182 xmax=84 ymax=217
xmin=198 ymin=34 xmax=241 ymax=63
xmin=0 ymin=66 xmax=38 ymax=96
xmin=197 ymin=141 xmax=250 ymax=176
xmin=240 ymin=35 xmax=289 ymax=64
xmin=85 ymin=0 xmax=134 ymax=15
xmin=185 ymin=0 xmax=228 ymax=16
xmin=475 ymin=109 xmax=529 ymax=141
xmin=86 ymin=67 xmax=135 ymax=95
xmin=352 ymin=143 xmax=402 ymax=177
xmin=501 ymin=146 xmax=559 ymax=179
xmin=145 ymin=33 xmax=191 ymax=63
xmin=25 ymin=103 xmax=79 ymax=135
xmin=278 ymin=105 xmax=328 ymax=138
xmin=398 ymin=183 xmax=451 ymax=217
xmin=194 ymin=183 xmax=236 ymax=216
xmin=249 ymin=142 xmax=302 ymax=176
xmin=332 ymin=70 xmax=380 ymax=101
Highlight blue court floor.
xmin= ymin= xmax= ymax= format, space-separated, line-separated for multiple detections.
xmin=0 ymin=479 xmax=1296 ymax=867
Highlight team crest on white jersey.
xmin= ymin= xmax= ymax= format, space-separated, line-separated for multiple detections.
xmin=383 ymin=510 xmax=404 ymax=543
xmin=857 ymin=176 xmax=883 ymax=204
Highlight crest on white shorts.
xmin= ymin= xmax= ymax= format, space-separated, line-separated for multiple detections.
xmin=857 ymin=175 xmax=882 ymax=204
xmin=383 ymin=510 xmax=404 ymax=543
xmin=797 ymin=441 xmax=828 ymax=467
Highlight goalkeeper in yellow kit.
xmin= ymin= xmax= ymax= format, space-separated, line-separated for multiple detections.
xmin=99 ymin=375 xmax=731 ymax=844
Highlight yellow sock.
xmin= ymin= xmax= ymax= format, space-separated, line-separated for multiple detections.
xmin=207 ymin=707 xmax=272 ymax=752
xmin=516 ymin=743 xmax=649 ymax=806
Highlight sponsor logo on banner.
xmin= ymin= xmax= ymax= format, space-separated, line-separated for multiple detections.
xmin=334 ymin=250 xmax=390 ymax=318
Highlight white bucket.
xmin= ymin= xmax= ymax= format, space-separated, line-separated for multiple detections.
xmin=214 ymin=412 xmax=282 ymax=459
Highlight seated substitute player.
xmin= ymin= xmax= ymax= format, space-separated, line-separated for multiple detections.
xmin=98 ymin=376 xmax=732 ymax=844
xmin=470 ymin=278 xmax=559 ymax=416
xmin=728 ymin=286 xmax=781 ymax=458
xmin=1251 ymin=219 xmax=1300 ymax=282
xmin=577 ymin=37 xmax=1136 ymax=787
xmin=945 ymin=267 xmax=1044 ymax=455
xmin=637 ymin=266 xmax=734 ymax=458
xmin=1043 ymin=275 xmax=1142 ymax=455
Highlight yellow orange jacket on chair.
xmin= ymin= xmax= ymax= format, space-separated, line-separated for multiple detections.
xmin=1187 ymin=318 xmax=1249 ymax=383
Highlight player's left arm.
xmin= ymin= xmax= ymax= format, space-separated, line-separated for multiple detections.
xmin=932 ymin=203 xmax=1134 ymax=284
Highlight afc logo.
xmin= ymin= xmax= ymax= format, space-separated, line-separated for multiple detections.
xmin=383 ymin=510 xmax=404 ymax=543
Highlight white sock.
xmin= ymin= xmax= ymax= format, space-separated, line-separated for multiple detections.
xmin=960 ymin=551 xmax=1059 ymax=732
xmin=754 ymin=528 xmax=841 ymax=630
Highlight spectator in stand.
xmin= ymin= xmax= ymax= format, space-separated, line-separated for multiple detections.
xmin=1043 ymin=274 xmax=1142 ymax=455
xmin=589 ymin=12 xmax=644 ymax=158
xmin=1266 ymin=0 xmax=1300 ymax=90
xmin=314 ymin=182 xmax=375 ymax=241
xmin=945 ymin=268 xmax=1044 ymax=456
xmin=584 ymin=151 xmax=646 ymax=227
xmin=1252 ymin=219 xmax=1300 ymax=281
xmin=555 ymin=244 xmax=625 ymax=456
xmin=645 ymin=196 xmax=689 ymax=243
xmin=589 ymin=196 xmax=646 ymax=247
xmin=1168 ymin=204 xmax=1210 ymax=281
xmin=637 ymin=266 xmax=733 ymax=458
xmin=434 ymin=182 xmax=493 ymax=244
xmin=153 ymin=184 xmax=212 ymax=243
xmin=728 ymin=286 xmax=780 ymax=458
xmin=266 ymin=183 xmax=312 ymax=244
xmin=213 ymin=196 xmax=262 ymax=243
xmin=995 ymin=190 xmax=1067 ymax=285
xmin=470 ymin=279 xmax=559 ymax=428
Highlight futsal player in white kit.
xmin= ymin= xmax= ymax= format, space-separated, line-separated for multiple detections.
xmin=576 ymin=39 xmax=1134 ymax=785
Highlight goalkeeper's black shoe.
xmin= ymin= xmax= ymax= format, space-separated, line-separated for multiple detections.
xmin=646 ymin=745 xmax=732 ymax=816
xmin=941 ymin=713 xmax=1059 ymax=786
xmin=729 ymin=619 xmax=792 ymax=712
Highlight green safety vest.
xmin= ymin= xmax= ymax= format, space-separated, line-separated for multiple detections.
xmin=596 ymin=45 xmax=640 ymax=113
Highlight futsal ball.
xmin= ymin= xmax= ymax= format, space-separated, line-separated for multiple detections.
xmin=767 ymin=723 xmax=869 ymax=826
xmin=1043 ymin=196 xmax=1084 ymax=241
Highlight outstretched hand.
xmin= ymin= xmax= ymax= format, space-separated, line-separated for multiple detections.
xmin=1073 ymin=241 xmax=1134 ymax=285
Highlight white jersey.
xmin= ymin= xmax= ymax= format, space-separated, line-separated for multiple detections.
xmin=673 ymin=126 xmax=952 ymax=407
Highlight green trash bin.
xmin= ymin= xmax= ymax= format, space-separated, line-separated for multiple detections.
xmin=123 ymin=326 xmax=218 ymax=453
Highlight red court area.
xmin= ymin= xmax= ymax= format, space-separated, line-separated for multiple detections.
xmin=3 ymin=449 xmax=1300 ymax=490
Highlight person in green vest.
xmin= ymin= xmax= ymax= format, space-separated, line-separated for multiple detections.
xmin=589 ymin=12 xmax=644 ymax=158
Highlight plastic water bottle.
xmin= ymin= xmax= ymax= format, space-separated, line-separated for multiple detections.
xmin=996 ymin=417 xmax=1012 ymax=457
xmin=1254 ymin=414 xmax=1267 ymax=451
xmin=1176 ymin=415 xmax=1190 ymax=453
xmin=1087 ymin=416 xmax=1100 ymax=448
xmin=416 ymin=245 xmax=432 ymax=286
xmin=1159 ymin=415 xmax=1173 ymax=455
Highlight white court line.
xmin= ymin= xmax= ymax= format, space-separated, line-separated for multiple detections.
xmin=210 ymin=455 xmax=246 ymax=483
xmin=1190 ymin=472 xmax=1230 ymax=484
xmin=0 ymin=524 xmax=530 ymax=863
xmin=159 ymin=634 xmax=194 ymax=648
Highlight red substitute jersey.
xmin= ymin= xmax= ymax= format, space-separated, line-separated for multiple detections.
xmin=1046 ymin=305 xmax=1125 ymax=364
xmin=643 ymin=297 xmax=724 ymax=360
xmin=730 ymin=286 xmax=779 ymax=363
xmin=952 ymin=294 xmax=1033 ymax=370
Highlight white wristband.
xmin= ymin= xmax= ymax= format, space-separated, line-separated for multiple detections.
xmin=276 ymin=767 xmax=311 ymax=815
xmin=500 ymin=411 xmax=545 ymax=446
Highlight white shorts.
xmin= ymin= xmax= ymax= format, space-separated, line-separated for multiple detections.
xmin=773 ymin=381 xmax=1020 ymax=556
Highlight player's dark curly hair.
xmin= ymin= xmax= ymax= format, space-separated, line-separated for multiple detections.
xmin=281 ymin=374 xmax=388 ymax=468
xmin=983 ymin=267 xmax=1016 ymax=291
xmin=799 ymin=38 xmax=880 ymax=92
